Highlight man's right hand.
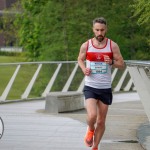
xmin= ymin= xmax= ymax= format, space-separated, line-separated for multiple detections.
xmin=83 ymin=68 xmax=91 ymax=76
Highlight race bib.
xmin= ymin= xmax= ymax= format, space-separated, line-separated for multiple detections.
xmin=90 ymin=62 xmax=108 ymax=74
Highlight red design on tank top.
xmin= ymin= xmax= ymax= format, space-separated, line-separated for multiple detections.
xmin=86 ymin=52 xmax=113 ymax=62
xmin=86 ymin=38 xmax=113 ymax=62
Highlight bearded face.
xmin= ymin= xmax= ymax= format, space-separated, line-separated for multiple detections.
xmin=95 ymin=34 xmax=105 ymax=42
xmin=93 ymin=23 xmax=107 ymax=42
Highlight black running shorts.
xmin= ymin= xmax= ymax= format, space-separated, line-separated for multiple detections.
xmin=83 ymin=85 xmax=113 ymax=105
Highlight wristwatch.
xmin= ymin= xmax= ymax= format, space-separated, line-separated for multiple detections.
xmin=110 ymin=59 xmax=114 ymax=65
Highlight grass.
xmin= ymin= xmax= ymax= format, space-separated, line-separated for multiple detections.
xmin=0 ymin=55 xmax=83 ymax=100
xmin=0 ymin=55 xmax=35 ymax=100
xmin=0 ymin=55 xmax=26 ymax=63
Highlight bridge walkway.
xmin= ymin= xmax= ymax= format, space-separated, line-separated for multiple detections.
xmin=0 ymin=92 xmax=149 ymax=150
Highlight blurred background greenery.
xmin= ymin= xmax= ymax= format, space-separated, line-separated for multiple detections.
xmin=0 ymin=0 xmax=149 ymax=61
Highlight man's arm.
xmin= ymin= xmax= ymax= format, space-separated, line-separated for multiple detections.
xmin=111 ymin=41 xmax=125 ymax=69
xmin=77 ymin=42 xmax=91 ymax=76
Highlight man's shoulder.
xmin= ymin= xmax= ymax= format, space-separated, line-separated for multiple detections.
xmin=109 ymin=39 xmax=119 ymax=49
xmin=81 ymin=39 xmax=90 ymax=49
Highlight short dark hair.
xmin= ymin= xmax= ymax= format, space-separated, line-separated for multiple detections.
xmin=93 ymin=17 xmax=107 ymax=25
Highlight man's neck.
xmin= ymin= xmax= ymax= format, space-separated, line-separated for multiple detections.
xmin=93 ymin=37 xmax=107 ymax=47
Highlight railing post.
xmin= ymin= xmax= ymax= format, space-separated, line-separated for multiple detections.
xmin=123 ymin=78 xmax=134 ymax=91
xmin=0 ymin=65 xmax=21 ymax=102
xmin=21 ymin=64 xmax=42 ymax=99
xmin=114 ymin=68 xmax=128 ymax=92
xmin=77 ymin=77 xmax=85 ymax=92
xmin=42 ymin=63 xmax=62 ymax=97
xmin=62 ymin=63 xmax=78 ymax=92
xmin=111 ymin=68 xmax=118 ymax=83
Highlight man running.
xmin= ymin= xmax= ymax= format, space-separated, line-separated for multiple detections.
xmin=78 ymin=17 xmax=124 ymax=150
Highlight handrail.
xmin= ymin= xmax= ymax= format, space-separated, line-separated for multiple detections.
xmin=1 ymin=60 xmax=149 ymax=66
xmin=1 ymin=60 xmax=150 ymax=102
xmin=0 ymin=61 xmax=78 ymax=66
xmin=125 ymin=60 xmax=150 ymax=67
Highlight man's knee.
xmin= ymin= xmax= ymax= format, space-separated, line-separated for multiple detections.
xmin=88 ymin=113 xmax=97 ymax=123
xmin=96 ymin=119 xmax=106 ymax=127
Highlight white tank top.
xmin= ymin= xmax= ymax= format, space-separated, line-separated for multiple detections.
xmin=85 ymin=38 xmax=113 ymax=89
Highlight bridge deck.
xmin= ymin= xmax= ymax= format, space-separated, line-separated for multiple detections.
xmin=0 ymin=92 xmax=149 ymax=150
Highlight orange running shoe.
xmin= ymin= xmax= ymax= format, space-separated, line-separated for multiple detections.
xmin=84 ymin=127 xmax=94 ymax=147
xmin=92 ymin=148 xmax=98 ymax=150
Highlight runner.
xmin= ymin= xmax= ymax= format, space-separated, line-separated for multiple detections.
xmin=77 ymin=17 xmax=124 ymax=150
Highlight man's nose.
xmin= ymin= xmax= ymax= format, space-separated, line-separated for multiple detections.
xmin=98 ymin=31 xmax=102 ymax=35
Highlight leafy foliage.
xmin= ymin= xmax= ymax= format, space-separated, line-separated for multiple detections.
xmin=131 ymin=0 xmax=150 ymax=25
xmin=130 ymin=0 xmax=150 ymax=51
xmin=0 ymin=11 xmax=18 ymax=46
xmin=1 ymin=0 xmax=150 ymax=60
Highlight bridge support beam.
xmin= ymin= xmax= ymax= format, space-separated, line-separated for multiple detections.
xmin=128 ymin=66 xmax=150 ymax=122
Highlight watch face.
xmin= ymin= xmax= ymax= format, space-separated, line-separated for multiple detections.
xmin=0 ymin=117 xmax=4 ymax=139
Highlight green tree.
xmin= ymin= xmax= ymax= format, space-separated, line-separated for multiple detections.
xmin=130 ymin=0 xmax=150 ymax=58
xmin=131 ymin=0 xmax=150 ymax=25
xmin=0 ymin=8 xmax=19 ymax=46
xmin=11 ymin=0 xmax=150 ymax=61
xmin=38 ymin=0 xmax=150 ymax=60
xmin=14 ymin=0 xmax=48 ymax=60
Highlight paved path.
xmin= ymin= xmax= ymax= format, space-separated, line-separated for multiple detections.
xmin=0 ymin=92 xmax=149 ymax=150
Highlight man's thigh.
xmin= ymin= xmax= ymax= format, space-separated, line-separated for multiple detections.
xmin=85 ymin=98 xmax=98 ymax=117
xmin=96 ymin=100 xmax=109 ymax=122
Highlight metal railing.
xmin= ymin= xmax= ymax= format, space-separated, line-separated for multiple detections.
xmin=126 ymin=60 xmax=150 ymax=122
xmin=0 ymin=60 xmax=149 ymax=103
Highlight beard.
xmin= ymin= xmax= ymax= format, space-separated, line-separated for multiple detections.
xmin=95 ymin=35 xmax=105 ymax=42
